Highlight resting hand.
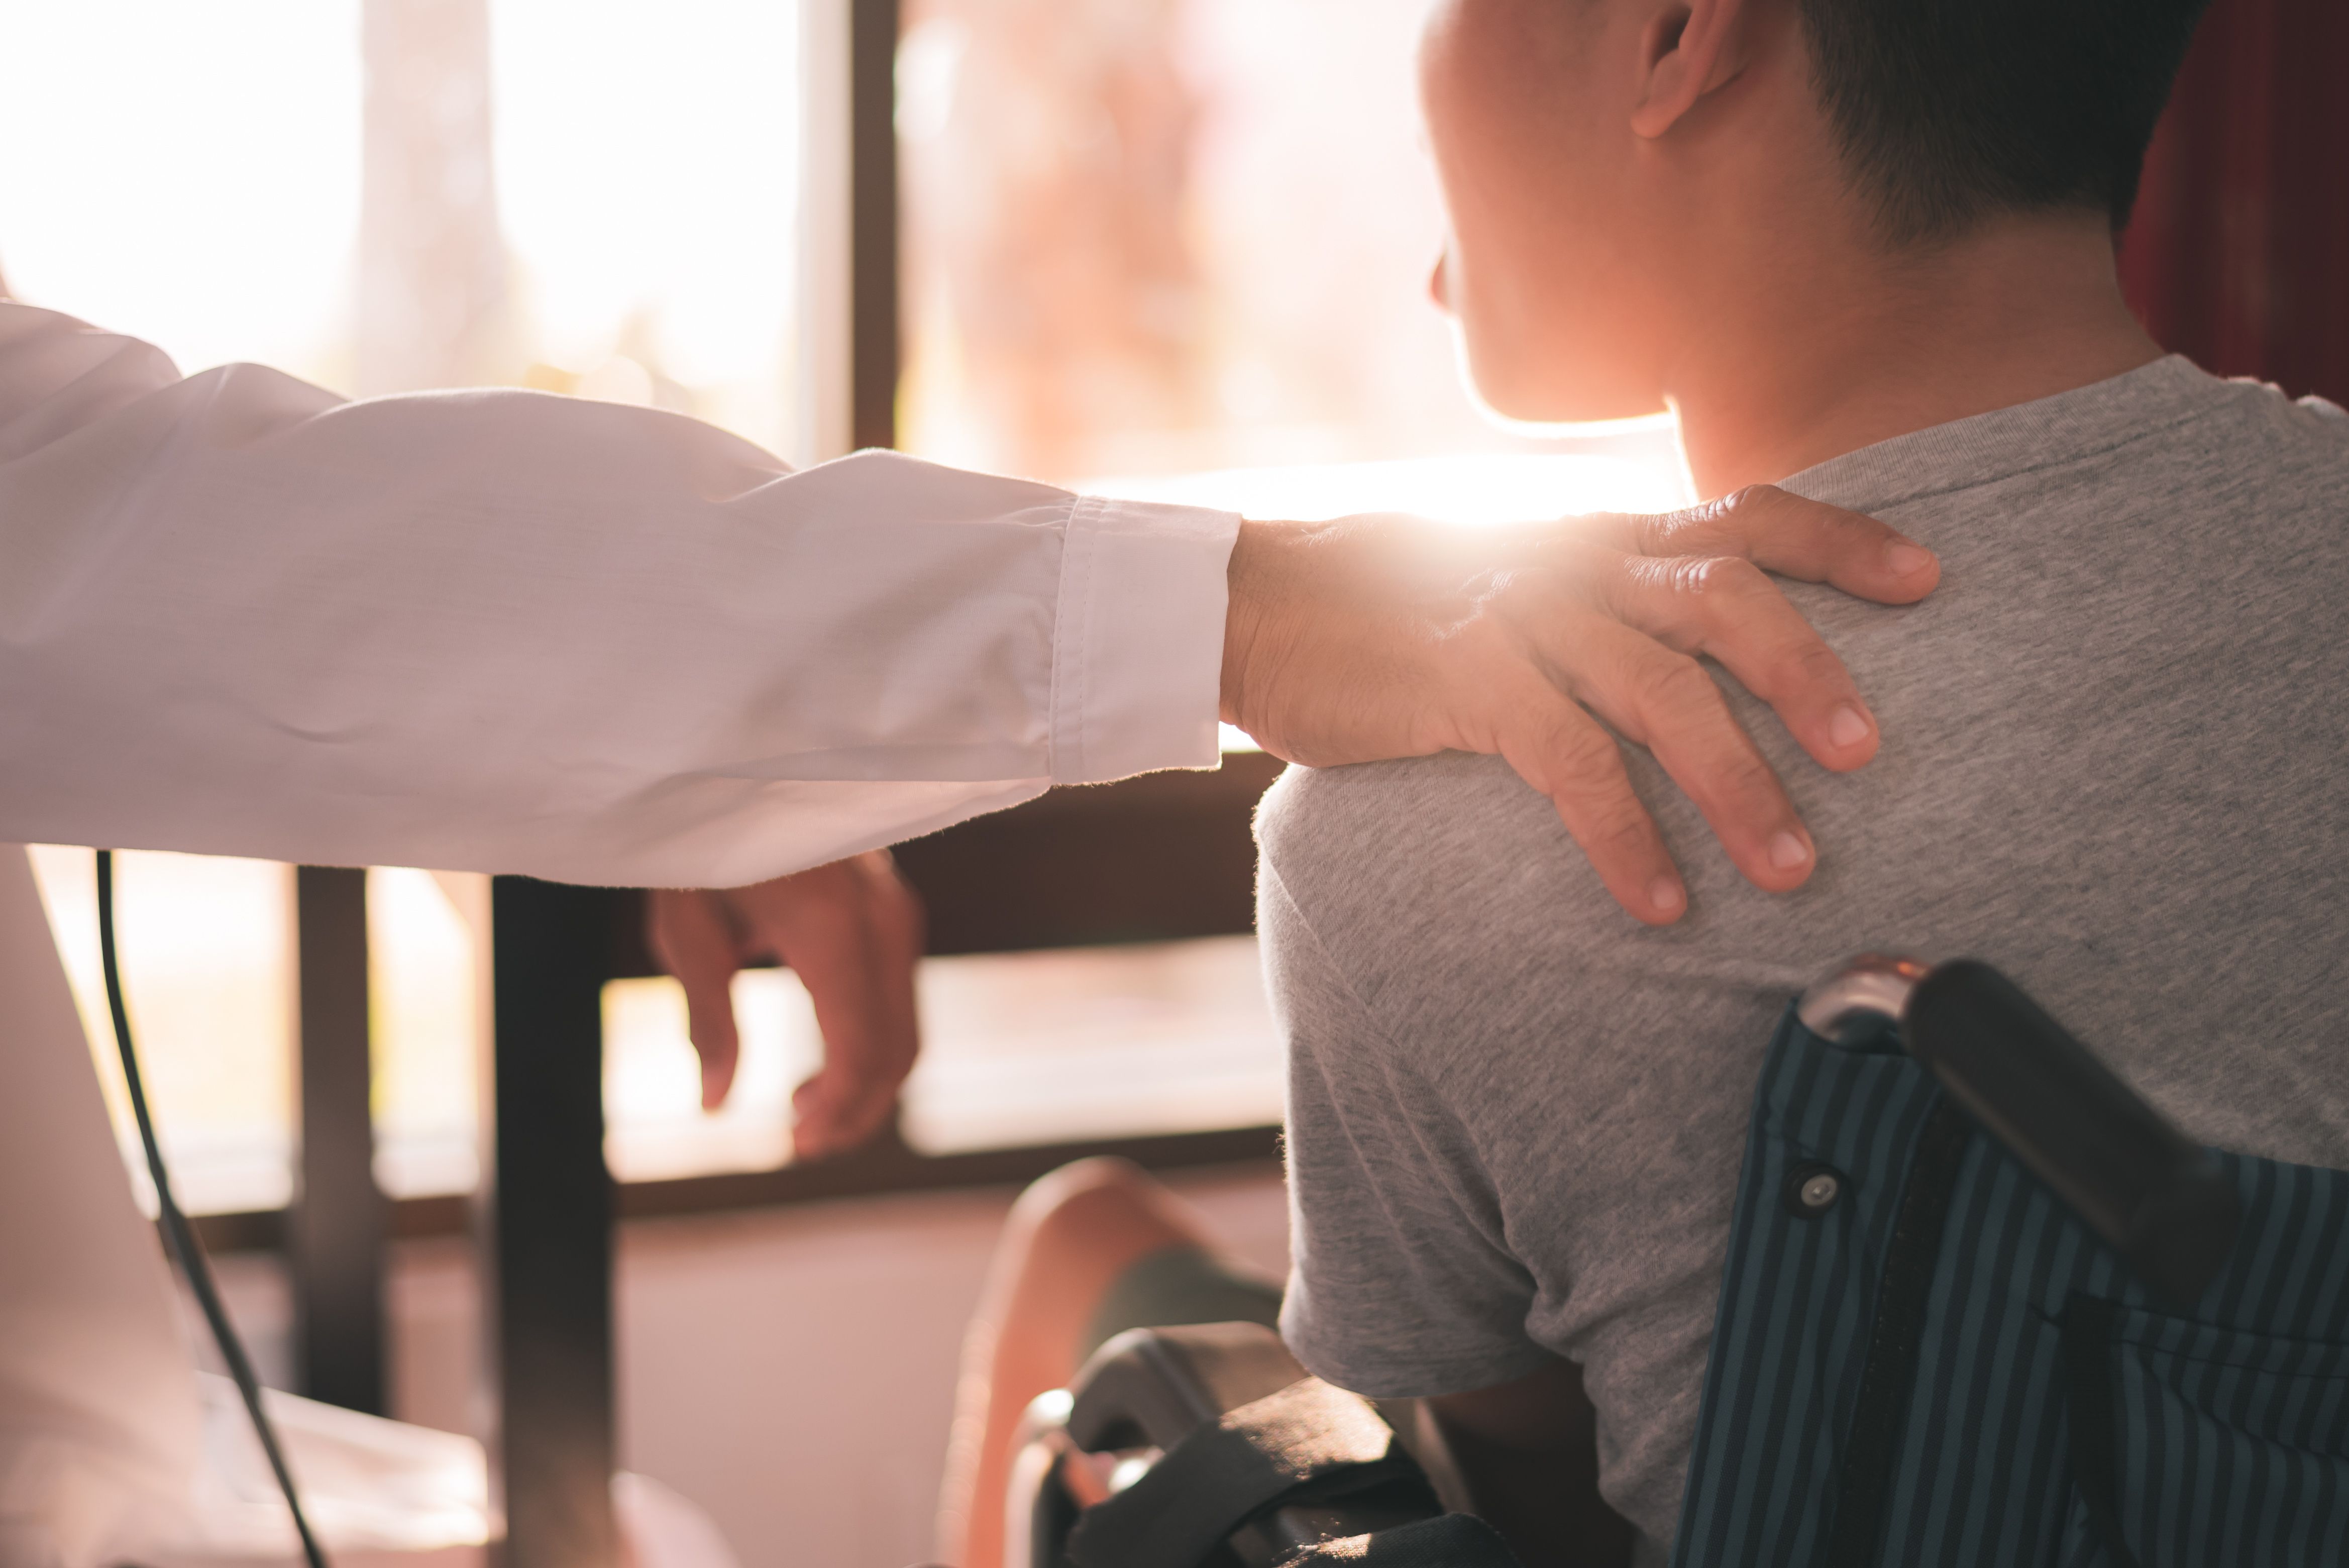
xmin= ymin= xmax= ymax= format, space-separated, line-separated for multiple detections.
xmin=1219 ymin=485 xmax=1940 ymax=924
xmin=647 ymin=851 xmax=925 ymax=1151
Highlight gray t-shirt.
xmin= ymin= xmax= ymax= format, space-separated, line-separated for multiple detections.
xmin=1254 ymin=357 xmax=2349 ymax=1563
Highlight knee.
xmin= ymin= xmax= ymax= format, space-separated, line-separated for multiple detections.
xmin=1004 ymin=1158 xmax=1200 ymax=1279
xmin=1013 ymin=1156 xmax=1155 ymax=1222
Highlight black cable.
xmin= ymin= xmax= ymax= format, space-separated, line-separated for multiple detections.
xmin=97 ymin=850 xmax=332 ymax=1568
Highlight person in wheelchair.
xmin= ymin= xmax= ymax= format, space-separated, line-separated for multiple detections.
xmin=938 ymin=1 xmax=2349 ymax=1566
xmin=1251 ymin=0 xmax=2349 ymax=1563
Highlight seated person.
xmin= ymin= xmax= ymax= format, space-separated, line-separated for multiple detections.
xmin=1259 ymin=1 xmax=2349 ymax=1566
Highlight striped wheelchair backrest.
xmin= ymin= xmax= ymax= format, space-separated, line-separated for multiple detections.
xmin=1670 ymin=1008 xmax=2349 ymax=1568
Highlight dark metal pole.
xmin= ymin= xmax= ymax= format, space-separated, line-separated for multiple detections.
xmin=290 ymin=865 xmax=388 ymax=1415
xmin=483 ymin=877 xmax=619 ymax=1568
xmin=851 ymin=0 xmax=902 ymax=451
xmin=477 ymin=13 xmax=898 ymax=1555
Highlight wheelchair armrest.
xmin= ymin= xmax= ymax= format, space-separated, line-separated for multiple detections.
xmin=1030 ymin=1322 xmax=1447 ymax=1568
xmin=1067 ymin=1321 xmax=1317 ymax=1453
xmin=1801 ymin=955 xmax=2243 ymax=1308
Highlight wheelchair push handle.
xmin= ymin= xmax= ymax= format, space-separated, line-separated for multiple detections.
xmin=1800 ymin=955 xmax=2242 ymax=1309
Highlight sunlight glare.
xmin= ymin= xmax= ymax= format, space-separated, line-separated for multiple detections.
xmin=491 ymin=0 xmax=801 ymax=444
xmin=0 ymin=2 xmax=363 ymax=386
xmin=1086 ymin=449 xmax=1690 ymax=528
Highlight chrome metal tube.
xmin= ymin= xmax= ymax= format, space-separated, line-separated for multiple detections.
xmin=1795 ymin=953 xmax=1933 ymax=1043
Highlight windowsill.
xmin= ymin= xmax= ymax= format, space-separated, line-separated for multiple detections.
xmin=192 ymin=1125 xmax=1284 ymax=1255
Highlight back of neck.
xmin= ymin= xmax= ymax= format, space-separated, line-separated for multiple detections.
xmin=1666 ymin=211 xmax=2166 ymax=500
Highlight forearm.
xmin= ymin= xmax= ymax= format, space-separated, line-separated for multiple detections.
xmin=0 ymin=305 xmax=1235 ymax=884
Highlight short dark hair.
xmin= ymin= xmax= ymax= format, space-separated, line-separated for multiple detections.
xmin=1798 ymin=0 xmax=2214 ymax=245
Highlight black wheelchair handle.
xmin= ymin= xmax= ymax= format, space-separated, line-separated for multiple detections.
xmin=1803 ymin=956 xmax=2243 ymax=1309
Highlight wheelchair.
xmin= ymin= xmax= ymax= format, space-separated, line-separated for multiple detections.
xmin=1004 ymin=957 xmax=2349 ymax=1567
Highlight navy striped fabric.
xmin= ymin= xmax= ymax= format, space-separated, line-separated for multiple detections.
xmin=1670 ymin=1008 xmax=2349 ymax=1568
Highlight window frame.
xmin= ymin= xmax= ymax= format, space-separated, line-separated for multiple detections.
xmin=197 ymin=749 xmax=1285 ymax=1257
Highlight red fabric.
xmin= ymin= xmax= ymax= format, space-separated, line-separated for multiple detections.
xmin=2118 ymin=0 xmax=2349 ymax=405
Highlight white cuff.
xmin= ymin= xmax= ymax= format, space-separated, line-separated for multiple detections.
xmin=1050 ymin=495 xmax=1242 ymax=784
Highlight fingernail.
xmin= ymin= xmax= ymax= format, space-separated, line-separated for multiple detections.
xmin=1885 ymin=541 xmax=1935 ymax=576
xmin=1649 ymin=877 xmax=1686 ymax=916
xmin=1769 ymin=832 xmax=1812 ymax=871
xmin=1829 ymin=703 xmax=1873 ymax=749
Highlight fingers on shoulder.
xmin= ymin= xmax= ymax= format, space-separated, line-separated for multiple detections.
xmin=1698 ymin=486 xmax=1940 ymax=601
xmin=1478 ymin=672 xmax=1685 ymax=925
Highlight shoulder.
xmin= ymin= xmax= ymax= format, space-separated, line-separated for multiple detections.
xmin=1257 ymin=751 xmax=1557 ymax=879
xmin=1254 ymin=752 xmax=1664 ymax=1032
xmin=2187 ymin=370 xmax=2349 ymax=484
xmin=1257 ymin=752 xmax=1578 ymax=944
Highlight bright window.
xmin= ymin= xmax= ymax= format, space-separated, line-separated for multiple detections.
xmin=602 ymin=935 xmax=1279 ymax=1182
xmin=370 ymin=871 xmax=486 ymax=1202
xmin=6 ymin=1 xmax=818 ymax=1212
xmin=0 ymin=1 xmax=365 ymax=391
xmin=897 ymin=0 xmax=1686 ymax=515
xmin=491 ymin=0 xmax=809 ymax=451
xmin=29 ymin=848 xmax=297 ymax=1217
xmin=6 ymin=0 xmax=1688 ymax=1213
xmin=0 ymin=0 xmax=809 ymax=449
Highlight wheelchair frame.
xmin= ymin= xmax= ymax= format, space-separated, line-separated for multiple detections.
xmin=1003 ymin=954 xmax=2320 ymax=1568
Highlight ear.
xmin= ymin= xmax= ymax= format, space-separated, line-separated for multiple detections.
xmin=1630 ymin=0 xmax=1757 ymax=140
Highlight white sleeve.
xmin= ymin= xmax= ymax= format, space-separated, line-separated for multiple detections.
xmin=0 ymin=303 xmax=1238 ymax=887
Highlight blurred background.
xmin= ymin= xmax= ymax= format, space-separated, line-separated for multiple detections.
xmin=0 ymin=0 xmax=2336 ymax=1562
xmin=0 ymin=3 xmax=1680 ymax=1559
xmin=0 ymin=0 xmax=1695 ymax=1217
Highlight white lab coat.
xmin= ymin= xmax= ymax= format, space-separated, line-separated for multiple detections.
xmin=0 ymin=300 xmax=1242 ymax=1561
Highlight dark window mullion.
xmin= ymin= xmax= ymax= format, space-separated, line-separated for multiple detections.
xmin=291 ymin=864 xmax=389 ymax=1416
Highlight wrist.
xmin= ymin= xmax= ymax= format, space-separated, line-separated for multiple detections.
xmin=1221 ymin=519 xmax=1271 ymax=726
